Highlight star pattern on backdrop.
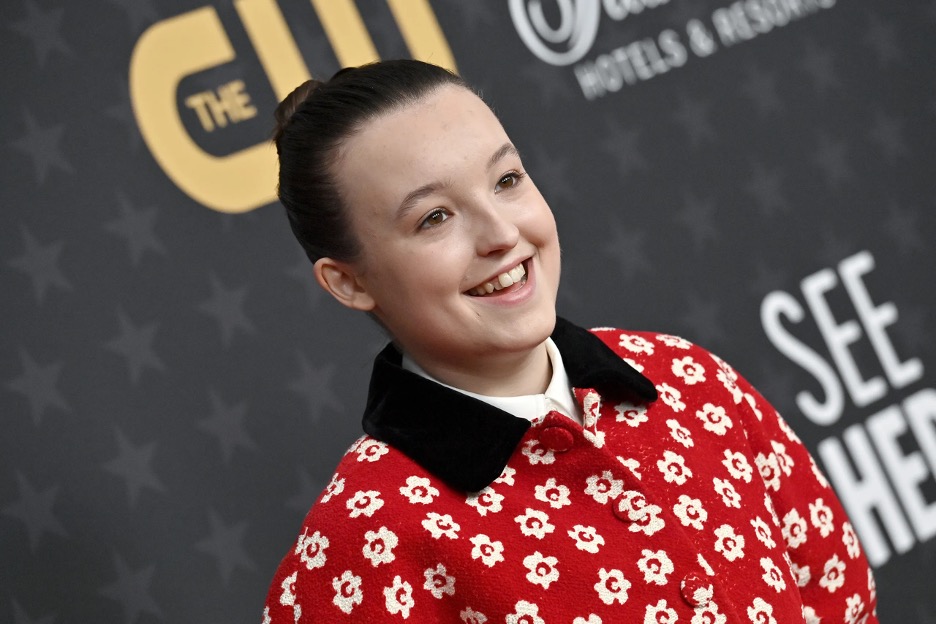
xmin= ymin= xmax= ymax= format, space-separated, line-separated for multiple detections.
xmin=195 ymin=510 xmax=256 ymax=586
xmin=800 ymin=39 xmax=842 ymax=98
xmin=105 ymin=77 xmax=142 ymax=151
xmin=105 ymin=0 xmax=158 ymax=34
xmin=672 ymin=93 xmax=717 ymax=148
xmin=105 ymin=191 xmax=167 ymax=266
xmin=599 ymin=121 xmax=647 ymax=178
xmin=197 ymin=389 xmax=258 ymax=464
xmin=812 ymin=132 xmax=854 ymax=191
xmin=288 ymin=353 xmax=343 ymax=422
xmin=739 ymin=63 xmax=783 ymax=118
xmin=102 ymin=428 xmax=166 ymax=508
xmin=674 ymin=191 xmax=718 ymax=251
xmin=863 ymin=12 xmax=901 ymax=67
xmin=104 ymin=308 xmax=165 ymax=385
xmin=2 ymin=472 xmax=68 ymax=551
xmin=601 ymin=219 xmax=650 ymax=281
xmin=744 ymin=162 xmax=790 ymax=217
xmin=7 ymin=226 xmax=73 ymax=304
xmin=196 ymin=272 xmax=255 ymax=348
xmin=867 ymin=110 xmax=908 ymax=165
xmin=98 ymin=553 xmax=162 ymax=624
xmin=10 ymin=111 xmax=75 ymax=183
xmin=6 ymin=349 xmax=70 ymax=425
xmin=9 ymin=0 xmax=72 ymax=67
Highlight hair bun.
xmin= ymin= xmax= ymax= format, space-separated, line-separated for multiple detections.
xmin=272 ymin=79 xmax=324 ymax=143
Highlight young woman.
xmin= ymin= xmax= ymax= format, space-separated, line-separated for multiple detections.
xmin=263 ymin=60 xmax=877 ymax=624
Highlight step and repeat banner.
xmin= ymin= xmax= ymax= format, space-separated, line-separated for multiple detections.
xmin=2 ymin=1 xmax=934 ymax=622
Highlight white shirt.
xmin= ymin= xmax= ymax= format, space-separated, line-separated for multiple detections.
xmin=401 ymin=338 xmax=581 ymax=423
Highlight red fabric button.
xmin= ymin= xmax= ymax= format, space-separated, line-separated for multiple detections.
xmin=538 ymin=426 xmax=574 ymax=452
xmin=680 ymin=573 xmax=713 ymax=608
xmin=612 ymin=490 xmax=645 ymax=523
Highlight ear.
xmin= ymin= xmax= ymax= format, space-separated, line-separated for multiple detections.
xmin=313 ymin=257 xmax=376 ymax=311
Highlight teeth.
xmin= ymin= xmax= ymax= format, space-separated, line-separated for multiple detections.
xmin=469 ymin=263 xmax=527 ymax=296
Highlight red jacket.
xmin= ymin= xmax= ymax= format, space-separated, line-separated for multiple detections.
xmin=263 ymin=319 xmax=877 ymax=623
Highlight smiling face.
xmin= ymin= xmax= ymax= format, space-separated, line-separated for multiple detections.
xmin=323 ymin=85 xmax=561 ymax=388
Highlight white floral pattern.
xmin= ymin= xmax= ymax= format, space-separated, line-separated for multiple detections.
xmin=637 ymin=549 xmax=673 ymax=585
xmin=331 ymin=570 xmax=362 ymax=614
xmin=514 ymin=508 xmax=555 ymax=539
xmin=595 ymin=567 xmax=630 ymax=605
xmin=423 ymin=563 xmax=456 ymax=598
xmin=534 ymin=478 xmax=571 ymax=509
xmin=568 ymin=524 xmax=605 ymax=553
xmin=362 ymin=526 xmax=397 ymax=567
xmin=383 ymin=575 xmax=414 ymax=618
xmin=399 ymin=475 xmax=439 ymax=504
xmin=469 ymin=533 xmax=504 ymax=567
xmin=523 ymin=551 xmax=560 ymax=588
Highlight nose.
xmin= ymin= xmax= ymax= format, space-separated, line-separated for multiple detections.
xmin=473 ymin=201 xmax=520 ymax=256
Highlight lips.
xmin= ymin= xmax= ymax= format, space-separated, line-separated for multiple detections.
xmin=467 ymin=261 xmax=528 ymax=296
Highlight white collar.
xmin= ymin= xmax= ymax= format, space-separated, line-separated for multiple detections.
xmin=401 ymin=338 xmax=581 ymax=423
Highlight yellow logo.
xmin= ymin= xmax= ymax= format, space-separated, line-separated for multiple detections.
xmin=130 ymin=0 xmax=457 ymax=214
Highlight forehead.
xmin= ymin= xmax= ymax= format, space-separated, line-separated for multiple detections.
xmin=333 ymin=86 xmax=511 ymax=215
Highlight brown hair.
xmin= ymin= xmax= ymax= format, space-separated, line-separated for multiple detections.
xmin=272 ymin=60 xmax=469 ymax=264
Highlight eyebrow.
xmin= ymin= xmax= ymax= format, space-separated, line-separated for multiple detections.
xmin=395 ymin=143 xmax=521 ymax=222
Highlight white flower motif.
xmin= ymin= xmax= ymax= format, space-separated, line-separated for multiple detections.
xmin=756 ymin=452 xmax=781 ymax=491
xmin=722 ymin=449 xmax=753 ymax=483
xmin=362 ymin=526 xmax=398 ymax=567
xmin=750 ymin=516 xmax=776 ymax=549
xmin=261 ymin=606 xmax=270 ymax=624
xmin=714 ymin=524 xmax=745 ymax=561
xmin=423 ymin=563 xmax=456 ymax=599
xmin=346 ymin=490 xmax=384 ymax=518
xmin=672 ymin=356 xmax=706 ymax=385
xmin=691 ymin=600 xmax=726 ymax=624
xmin=469 ymin=533 xmax=504 ymax=567
xmin=534 ymin=478 xmax=571 ymax=509
xmin=399 ymin=475 xmax=439 ymax=504
xmin=619 ymin=333 xmax=655 ymax=355
xmin=658 ymin=450 xmax=693 ymax=485
xmin=623 ymin=357 xmax=645 ymax=372
xmin=280 ymin=571 xmax=297 ymax=606
xmin=761 ymin=557 xmax=787 ymax=592
xmin=466 ymin=486 xmax=504 ymax=516
xmin=770 ymin=440 xmax=794 ymax=476
xmin=618 ymin=491 xmax=665 ymax=536
xmin=383 ymin=575 xmax=414 ymax=618
xmin=666 ymin=419 xmax=694 ymax=448
xmin=582 ymin=391 xmax=602 ymax=426
xmin=776 ymin=414 xmax=801 ymax=443
xmin=845 ymin=593 xmax=866 ymax=624
xmin=746 ymin=597 xmax=776 ymax=624
xmin=573 ymin=615 xmax=602 ymax=624
xmin=421 ymin=512 xmax=460 ymax=539
xmin=809 ymin=498 xmax=834 ymax=538
xmin=713 ymin=477 xmax=741 ymax=508
xmin=585 ymin=470 xmax=624 ymax=504
xmin=842 ymin=522 xmax=861 ymax=559
xmin=295 ymin=529 xmax=329 ymax=570
xmin=764 ymin=493 xmax=780 ymax=526
xmin=506 ymin=600 xmax=545 ymax=624
xmin=583 ymin=427 xmax=606 ymax=448
xmin=331 ymin=570 xmax=363 ymax=614
xmin=595 ymin=568 xmax=631 ymax=605
xmin=514 ymin=508 xmax=555 ymax=539
xmin=868 ymin=567 xmax=876 ymax=602
xmin=743 ymin=392 xmax=764 ymax=421
xmin=460 ymin=607 xmax=487 ymax=624
xmin=495 ymin=466 xmax=516 ymax=486
xmin=320 ymin=473 xmax=345 ymax=504
xmin=712 ymin=354 xmax=743 ymax=403
xmin=644 ymin=599 xmax=677 ymax=623
xmin=616 ymin=456 xmax=642 ymax=479
xmin=657 ymin=333 xmax=691 ymax=349
xmin=791 ymin=562 xmax=811 ymax=587
xmin=656 ymin=383 xmax=686 ymax=412
xmin=781 ymin=509 xmax=808 ymax=549
xmin=523 ymin=551 xmax=560 ymax=589
xmin=673 ymin=494 xmax=708 ymax=530
xmin=804 ymin=606 xmax=821 ymax=624
xmin=568 ymin=524 xmax=605 ymax=553
xmin=809 ymin=454 xmax=831 ymax=488
xmin=522 ymin=439 xmax=556 ymax=465
xmin=696 ymin=402 xmax=732 ymax=435
xmin=818 ymin=554 xmax=846 ymax=593
xmin=637 ymin=549 xmax=673 ymax=586
xmin=698 ymin=553 xmax=715 ymax=576
xmin=356 ymin=438 xmax=389 ymax=463
xmin=614 ymin=401 xmax=648 ymax=427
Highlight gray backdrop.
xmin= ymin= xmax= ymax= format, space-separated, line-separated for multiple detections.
xmin=3 ymin=1 xmax=935 ymax=622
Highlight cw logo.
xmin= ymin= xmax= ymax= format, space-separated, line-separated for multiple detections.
xmin=130 ymin=0 xmax=456 ymax=214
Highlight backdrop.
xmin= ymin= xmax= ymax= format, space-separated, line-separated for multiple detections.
xmin=3 ymin=1 xmax=935 ymax=622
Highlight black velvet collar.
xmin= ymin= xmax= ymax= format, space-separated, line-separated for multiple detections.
xmin=361 ymin=317 xmax=658 ymax=492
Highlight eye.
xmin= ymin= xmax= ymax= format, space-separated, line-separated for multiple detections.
xmin=419 ymin=209 xmax=449 ymax=229
xmin=495 ymin=171 xmax=525 ymax=193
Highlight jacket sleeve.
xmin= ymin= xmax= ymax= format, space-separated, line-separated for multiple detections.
xmin=720 ymin=354 xmax=879 ymax=624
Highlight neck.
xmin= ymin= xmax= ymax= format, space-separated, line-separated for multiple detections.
xmin=409 ymin=341 xmax=552 ymax=397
